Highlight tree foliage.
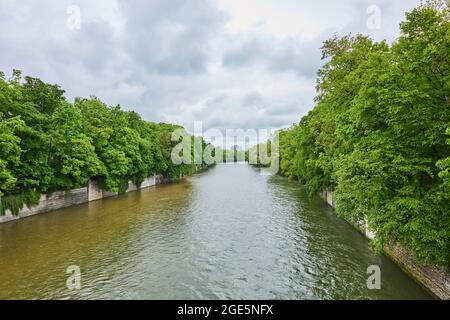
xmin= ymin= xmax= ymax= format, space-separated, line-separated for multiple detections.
xmin=0 ymin=72 xmax=216 ymax=210
xmin=258 ymin=1 xmax=450 ymax=266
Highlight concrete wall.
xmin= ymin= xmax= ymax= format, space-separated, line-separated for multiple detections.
xmin=386 ymin=243 xmax=450 ymax=300
xmin=320 ymin=188 xmax=336 ymax=208
xmin=320 ymin=189 xmax=450 ymax=300
xmin=0 ymin=188 xmax=88 ymax=224
xmin=0 ymin=175 xmax=162 ymax=224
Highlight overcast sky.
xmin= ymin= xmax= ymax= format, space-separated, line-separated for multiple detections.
xmin=0 ymin=0 xmax=421 ymax=146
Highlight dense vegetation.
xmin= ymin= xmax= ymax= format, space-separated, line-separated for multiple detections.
xmin=0 ymin=1 xmax=448 ymax=268
xmin=0 ymin=70 xmax=215 ymax=215
xmin=253 ymin=1 xmax=450 ymax=266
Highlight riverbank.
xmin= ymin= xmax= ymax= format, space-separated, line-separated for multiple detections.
xmin=0 ymin=164 xmax=439 ymax=299
xmin=0 ymin=175 xmax=169 ymax=224
xmin=319 ymin=189 xmax=449 ymax=300
xmin=0 ymin=164 xmax=431 ymax=299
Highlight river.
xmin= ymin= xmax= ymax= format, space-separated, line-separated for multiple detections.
xmin=0 ymin=164 xmax=432 ymax=299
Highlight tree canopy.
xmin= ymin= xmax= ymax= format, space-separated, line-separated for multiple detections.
xmin=0 ymin=71 xmax=216 ymax=214
xmin=256 ymin=1 xmax=450 ymax=266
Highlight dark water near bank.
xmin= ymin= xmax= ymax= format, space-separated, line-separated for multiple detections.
xmin=0 ymin=164 xmax=431 ymax=299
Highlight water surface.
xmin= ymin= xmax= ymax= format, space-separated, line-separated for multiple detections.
xmin=0 ymin=164 xmax=432 ymax=299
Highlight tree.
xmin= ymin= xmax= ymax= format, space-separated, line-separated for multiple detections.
xmin=257 ymin=0 xmax=450 ymax=266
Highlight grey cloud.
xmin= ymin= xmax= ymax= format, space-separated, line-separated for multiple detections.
xmin=242 ymin=91 xmax=262 ymax=106
xmin=118 ymin=0 xmax=228 ymax=76
xmin=0 ymin=0 xmax=421 ymax=138
xmin=184 ymin=90 xmax=308 ymax=133
xmin=222 ymin=34 xmax=324 ymax=79
xmin=340 ymin=0 xmax=420 ymax=42
xmin=222 ymin=37 xmax=265 ymax=67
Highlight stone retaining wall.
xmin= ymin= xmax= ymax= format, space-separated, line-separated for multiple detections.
xmin=320 ymin=189 xmax=449 ymax=299
xmin=385 ymin=243 xmax=449 ymax=299
xmin=0 ymin=175 xmax=162 ymax=224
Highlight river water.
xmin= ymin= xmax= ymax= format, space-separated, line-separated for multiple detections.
xmin=0 ymin=164 xmax=431 ymax=299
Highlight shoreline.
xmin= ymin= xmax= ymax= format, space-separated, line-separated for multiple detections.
xmin=0 ymin=174 xmax=168 ymax=225
xmin=318 ymin=189 xmax=449 ymax=300
xmin=1 ymin=166 xmax=447 ymax=299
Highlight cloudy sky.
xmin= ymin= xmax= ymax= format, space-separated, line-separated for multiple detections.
xmin=0 ymin=0 xmax=421 ymax=146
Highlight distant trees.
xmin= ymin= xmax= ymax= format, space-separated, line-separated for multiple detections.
xmin=257 ymin=1 xmax=450 ymax=266
xmin=0 ymin=71 xmax=216 ymax=214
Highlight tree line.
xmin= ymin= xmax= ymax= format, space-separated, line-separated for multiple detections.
xmin=252 ymin=1 xmax=450 ymax=266
xmin=0 ymin=70 xmax=215 ymax=215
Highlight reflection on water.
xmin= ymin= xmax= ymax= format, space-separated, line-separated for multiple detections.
xmin=0 ymin=164 xmax=431 ymax=299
